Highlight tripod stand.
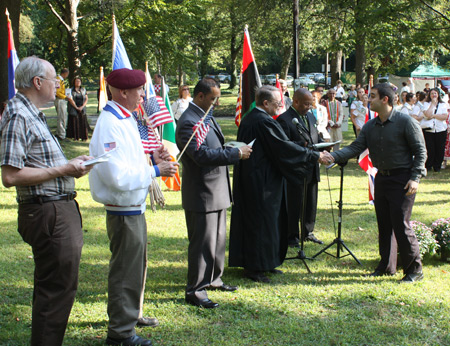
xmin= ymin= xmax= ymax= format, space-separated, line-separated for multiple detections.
xmin=312 ymin=161 xmax=361 ymax=265
xmin=285 ymin=177 xmax=314 ymax=273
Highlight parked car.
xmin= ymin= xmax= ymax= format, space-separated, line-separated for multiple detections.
xmin=298 ymin=76 xmax=315 ymax=87
xmin=265 ymin=74 xmax=277 ymax=85
xmin=313 ymin=73 xmax=325 ymax=82
xmin=259 ymin=75 xmax=268 ymax=84
xmin=286 ymin=75 xmax=294 ymax=86
xmin=217 ymin=73 xmax=231 ymax=83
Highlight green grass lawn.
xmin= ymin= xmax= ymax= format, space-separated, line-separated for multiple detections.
xmin=1 ymin=96 xmax=450 ymax=345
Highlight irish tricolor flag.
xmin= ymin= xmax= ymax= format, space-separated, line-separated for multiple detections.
xmin=235 ymin=26 xmax=261 ymax=127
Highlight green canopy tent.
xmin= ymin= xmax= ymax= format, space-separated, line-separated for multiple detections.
xmin=411 ymin=63 xmax=450 ymax=86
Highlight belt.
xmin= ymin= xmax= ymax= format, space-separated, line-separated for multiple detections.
xmin=377 ymin=168 xmax=410 ymax=176
xmin=17 ymin=192 xmax=77 ymax=205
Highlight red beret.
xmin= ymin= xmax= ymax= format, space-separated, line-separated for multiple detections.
xmin=106 ymin=68 xmax=145 ymax=89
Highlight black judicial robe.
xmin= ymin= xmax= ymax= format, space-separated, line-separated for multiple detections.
xmin=228 ymin=107 xmax=319 ymax=271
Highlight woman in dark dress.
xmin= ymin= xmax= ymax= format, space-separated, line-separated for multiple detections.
xmin=67 ymin=77 xmax=89 ymax=140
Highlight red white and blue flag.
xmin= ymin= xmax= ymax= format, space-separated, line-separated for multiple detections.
xmin=6 ymin=8 xmax=19 ymax=100
xmin=143 ymin=65 xmax=172 ymax=128
xmin=193 ymin=108 xmax=214 ymax=150
xmin=133 ymin=108 xmax=161 ymax=154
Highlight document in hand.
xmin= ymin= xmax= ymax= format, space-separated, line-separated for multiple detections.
xmin=82 ymin=147 xmax=118 ymax=166
xmin=224 ymin=139 xmax=256 ymax=148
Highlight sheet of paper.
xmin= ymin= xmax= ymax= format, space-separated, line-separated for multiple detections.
xmin=82 ymin=147 xmax=117 ymax=166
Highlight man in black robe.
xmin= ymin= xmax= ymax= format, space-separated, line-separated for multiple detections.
xmin=228 ymin=86 xmax=333 ymax=283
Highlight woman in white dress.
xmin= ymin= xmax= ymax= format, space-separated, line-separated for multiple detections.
xmin=171 ymin=85 xmax=193 ymax=121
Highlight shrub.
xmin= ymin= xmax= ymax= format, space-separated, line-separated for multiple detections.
xmin=431 ymin=217 xmax=450 ymax=253
xmin=410 ymin=220 xmax=439 ymax=258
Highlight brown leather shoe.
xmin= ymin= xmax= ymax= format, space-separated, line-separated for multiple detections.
xmin=136 ymin=317 xmax=159 ymax=327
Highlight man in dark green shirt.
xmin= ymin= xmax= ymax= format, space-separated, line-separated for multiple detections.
xmin=326 ymin=83 xmax=426 ymax=283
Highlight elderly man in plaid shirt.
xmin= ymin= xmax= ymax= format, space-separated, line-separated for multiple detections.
xmin=0 ymin=56 xmax=92 ymax=346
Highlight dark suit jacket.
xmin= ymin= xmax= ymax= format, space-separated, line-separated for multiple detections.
xmin=277 ymin=107 xmax=321 ymax=182
xmin=175 ymin=103 xmax=240 ymax=212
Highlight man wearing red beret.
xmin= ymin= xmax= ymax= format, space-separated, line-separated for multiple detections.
xmin=89 ymin=68 xmax=178 ymax=346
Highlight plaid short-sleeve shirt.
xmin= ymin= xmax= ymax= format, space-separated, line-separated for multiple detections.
xmin=0 ymin=93 xmax=75 ymax=199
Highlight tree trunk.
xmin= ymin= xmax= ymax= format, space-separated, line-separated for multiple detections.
xmin=330 ymin=49 xmax=343 ymax=86
xmin=355 ymin=39 xmax=366 ymax=85
xmin=65 ymin=0 xmax=80 ymax=83
xmin=280 ymin=41 xmax=293 ymax=79
xmin=0 ymin=0 xmax=21 ymax=103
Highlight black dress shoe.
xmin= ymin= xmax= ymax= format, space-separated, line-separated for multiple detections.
xmin=105 ymin=335 xmax=152 ymax=346
xmin=136 ymin=317 xmax=159 ymax=327
xmin=244 ymin=270 xmax=271 ymax=283
xmin=185 ymin=295 xmax=219 ymax=308
xmin=208 ymin=284 xmax=238 ymax=292
xmin=400 ymin=272 xmax=424 ymax=283
xmin=364 ymin=270 xmax=395 ymax=277
xmin=304 ymin=234 xmax=324 ymax=244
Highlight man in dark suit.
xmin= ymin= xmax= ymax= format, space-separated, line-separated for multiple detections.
xmin=277 ymin=89 xmax=324 ymax=246
xmin=175 ymin=78 xmax=252 ymax=308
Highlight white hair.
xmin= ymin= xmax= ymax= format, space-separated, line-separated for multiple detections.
xmin=15 ymin=56 xmax=49 ymax=90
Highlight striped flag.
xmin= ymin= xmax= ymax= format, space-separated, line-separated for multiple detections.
xmin=6 ymin=8 xmax=19 ymax=99
xmin=235 ymin=26 xmax=262 ymax=126
xmin=193 ymin=108 xmax=214 ymax=150
xmin=143 ymin=65 xmax=172 ymax=127
xmin=133 ymin=107 xmax=161 ymax=154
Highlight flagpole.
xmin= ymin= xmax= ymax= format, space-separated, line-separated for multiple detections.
xmin=177 ymin=98 xmax=217 ymax=162
xmin=112 ymin=14 xmax=116 ymax=67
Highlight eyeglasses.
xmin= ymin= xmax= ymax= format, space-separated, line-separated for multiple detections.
xmin=182 ymin=88 xmax=189 ymax=91
xmin=272 ymin=100 xmax=283 ymax=107
xmin=38 ymin=76 xmax=60 ymax=85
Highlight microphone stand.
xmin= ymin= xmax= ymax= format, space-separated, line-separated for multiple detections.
xmin=312 ymin=161 xmax=361 ymax=265
xmin=285 ymin=117 xmax=314 ymax=273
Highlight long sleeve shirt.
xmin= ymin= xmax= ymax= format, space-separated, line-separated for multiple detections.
xmin=331 ymin=110 xmax=427 ymax=181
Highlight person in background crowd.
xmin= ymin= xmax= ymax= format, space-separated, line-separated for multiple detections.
xmin=400 ymin=92 xmax=416 ymax=118
xmin=411 ymin=91 xmax=427 ymax=123
xmin=351 ymin=93 xmax=371 ymax=137
xmin=171 ymin=85 xmax=193 ymax=122
xmin=54 ymin=68 xmax=69 ymax=141
xmin=153 ymin=73 xmax=169 ymax=96
xmin=279 ymin=79 xmax=292 ymax=109
xmin=350 ymin=87 xmax=366 ymax=137
xmin=394 ymin=93 xmax=403 ymax=111
xmin=347 ymin=85 xmax=357 ymax=109
xmin=334 ymin=80 xmax=346 ymax=103
xmin=326 ymin=88 xmax=343 ymax=151
xmin=1 ymin=56 xmax=92 ymax=346
xmin=422 ymin=88 xmax=449 ymax=173
xmin=423 ymin=83 xmax=431 ymax=94
xmin=311 ymin=90 xmax=330 ymax=141
xmin=67 ymin=77 xmax=89 ymax=141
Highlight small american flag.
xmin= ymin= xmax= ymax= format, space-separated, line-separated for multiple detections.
xmin=193 ymin=108 xmax=214 ymax=150
xmin=143 ymin=95 xmax=172 ymax=128
xmin=133 ymin=112 xmax=161 ymax=154
xmin=104 ymin=142 xmax=116 ymax=152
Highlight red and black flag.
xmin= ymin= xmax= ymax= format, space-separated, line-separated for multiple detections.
xmin=235 ymin=26 xmax=262 ymax=126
